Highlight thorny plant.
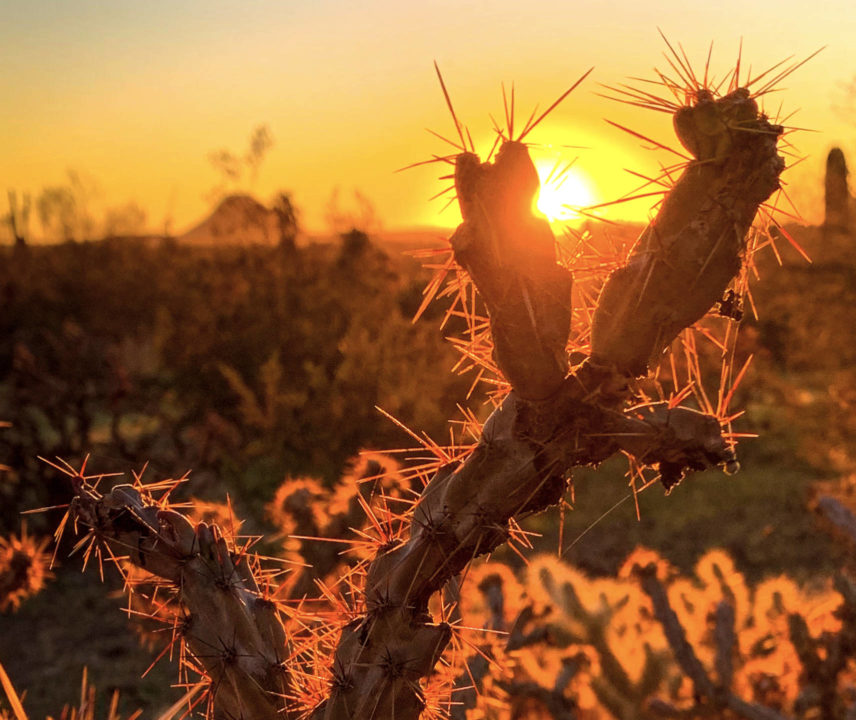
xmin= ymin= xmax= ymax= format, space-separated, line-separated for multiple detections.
xmin=0 ymin=522 xmax=51 ymax=614
xmin=30 ymin=38 xmax=826 ymax=719
xmin=449 ymin=545 xmax=856 ymax=720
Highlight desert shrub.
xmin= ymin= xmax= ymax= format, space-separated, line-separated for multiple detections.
xmin=0 ymin=235 xmax=467 ymax=534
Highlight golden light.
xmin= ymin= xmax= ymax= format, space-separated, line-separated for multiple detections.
xmin=533 ymin=159 xmax=598 ymax=224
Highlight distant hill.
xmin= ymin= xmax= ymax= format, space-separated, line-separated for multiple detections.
xmin=175 ymin=193 xmax=452 ymax=251
xmin=178 ymin=194 xmax=279 ymax=246
xmin=172 ymin=193 xmax=649 ymax=254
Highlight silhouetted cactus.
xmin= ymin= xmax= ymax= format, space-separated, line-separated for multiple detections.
xmin=825 ymin=147 xmax=850 ymax=234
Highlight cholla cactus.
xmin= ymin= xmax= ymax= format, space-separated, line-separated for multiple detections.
xmin=825 ymin=147 xmax=850 ymax=234
xmin=449 ymin=548 xmax=852 ymax=720
xmin=0 ymin=524 xmax=51 ymax=613
xmin=314 ymin=48 xmax=789 ymax=717
xmin=50 ymin=41 xmax=813 ymax=720
xmin=266 ymin=453 xmax=412 ymax=597
xmin=50 ymin=459 xmax=295 ymax=718
xmin=630 ymin=550 xmax=852 ymax=719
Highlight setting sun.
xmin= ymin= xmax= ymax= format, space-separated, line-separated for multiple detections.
xmin=534 ymin=160 xmax=598 ymax=224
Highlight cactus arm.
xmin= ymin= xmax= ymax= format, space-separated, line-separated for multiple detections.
xmin=592 ymin=89 xmax=783 ymax=377
xmin=68 ymin=477 xmax=294 ymax=719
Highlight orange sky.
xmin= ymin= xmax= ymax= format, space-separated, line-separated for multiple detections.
xmin=2 ymin=1 xmax=854 ymax=238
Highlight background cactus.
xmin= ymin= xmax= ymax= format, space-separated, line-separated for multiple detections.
xmin=448 ymin=546 xmax=852 ymax=719
xmin=824 ymin=147 xmax=850 ymax=235
xmin=0 ymin=524 xmax=50 ymax=614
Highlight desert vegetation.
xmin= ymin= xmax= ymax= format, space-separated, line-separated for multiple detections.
xmin=3 ymin=41 xmax=856 ymax=720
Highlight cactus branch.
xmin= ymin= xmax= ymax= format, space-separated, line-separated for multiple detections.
xmin=592 ymin=88 xmax=784 ymax=377
xmin=66 ymin=471 xmax=295 ymax=719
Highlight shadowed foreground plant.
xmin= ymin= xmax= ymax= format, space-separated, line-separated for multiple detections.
xmin=265 ymin=453 xmax=413 ymax=598
xmin=50 ymin=44 xmax=804 ymax=719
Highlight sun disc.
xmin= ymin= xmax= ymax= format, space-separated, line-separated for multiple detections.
xmin=534 ymin=162 xmax=597 ymax=223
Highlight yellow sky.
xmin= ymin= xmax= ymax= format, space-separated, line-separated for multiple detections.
xmin=2 ymin=1 xmax=854 ymax=237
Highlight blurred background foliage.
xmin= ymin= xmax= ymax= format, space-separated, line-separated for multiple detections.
xmin=0 ymin=230 xmax=469 ymax=533
xmin=1 ymin=191 xmax=856 ymax=716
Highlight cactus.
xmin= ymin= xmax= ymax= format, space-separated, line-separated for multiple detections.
xmin=48 ymin=42 xmax=807 ymax=719
xmin=592 ymin=87 xmax=783 ymax=378
xmin=436 ymin=544 xmax=856 ymax=719
xmin=265 ymin=453 xmax=412 ymax=597
xmin=450 ymin=547 xmax=854 ymax=720
xmin=314 ymin=57 xmax=782 ymax=715
xmin=824 ymin=147 xmax=850 ymax=234
xmin=51 ymin=459 xmax=294 ymax=718
xmin=0 ymin=524 xmax=51 ymax=613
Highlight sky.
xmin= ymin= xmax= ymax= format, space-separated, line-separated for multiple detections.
xmin=2 ymin=0 xmax=855 ymax=237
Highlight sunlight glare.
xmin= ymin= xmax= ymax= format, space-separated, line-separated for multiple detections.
xmin=534 ymin=160 xmax=597 ymax=224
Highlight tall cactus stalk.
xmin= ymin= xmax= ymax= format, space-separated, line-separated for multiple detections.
xmin=60 ymin=51 xmax=788 ymax=720
xmin=824 ymin=147 xmax=850 ymax=234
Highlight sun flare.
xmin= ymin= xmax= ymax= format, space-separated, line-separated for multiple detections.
xmin=533 ymin=160 xmax=597 ymax=223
